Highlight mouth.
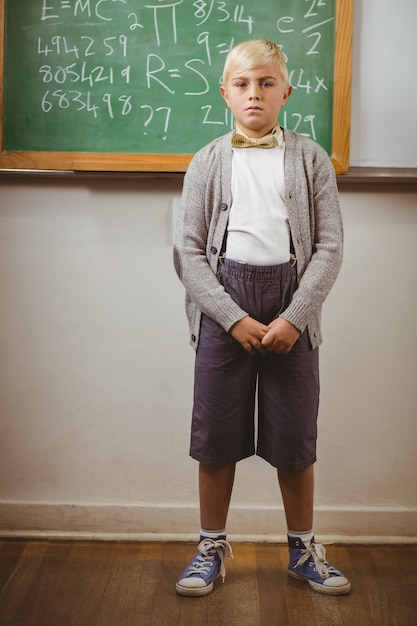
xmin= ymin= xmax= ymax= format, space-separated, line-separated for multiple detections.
xmin=246 ymin=106 xmax=262 ymax=111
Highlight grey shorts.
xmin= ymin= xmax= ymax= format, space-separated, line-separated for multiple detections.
xmin=190 ymin=258 xmax=319 ymax=470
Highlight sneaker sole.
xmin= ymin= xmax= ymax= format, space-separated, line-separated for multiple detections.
xmin=288 ymin=569 xmax=351 ymax=595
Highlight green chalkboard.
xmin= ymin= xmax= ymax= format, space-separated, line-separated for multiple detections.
xmin=0 ymin=0 xmax=353 ymax=173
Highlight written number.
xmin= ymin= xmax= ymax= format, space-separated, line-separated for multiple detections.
xmin=304 ymin=0 xmax=327 ymax=19
xmin=39 ymin=63 xmax=114 ymax=85
xmin=282 ymin=111 xmax=317 ymax=140
xmin=193 ymin=1 xmax=253 ymax=32
xmin=41 ymin=90 xmax=133 ymax=119
xmin=38 ymin=63 xmax=131 ymax=86
xmin=37 ymin=35 xmax=128 ymax=59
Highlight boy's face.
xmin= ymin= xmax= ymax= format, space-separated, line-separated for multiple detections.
xmin=220 ymin=63 xmax=292 ymax=138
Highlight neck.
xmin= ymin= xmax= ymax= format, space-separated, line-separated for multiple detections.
xmin=235 ymin=123 xmax=280 ymax=139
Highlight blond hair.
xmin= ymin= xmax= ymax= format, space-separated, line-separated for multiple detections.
xmin=221 ymin=39 xmax=289 ymax=87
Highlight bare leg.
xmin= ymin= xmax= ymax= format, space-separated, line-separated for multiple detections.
xmin=176 ymin=463 xmax=236 ymax=596
xmin=278 ymin=465 xmax=314 ymax=532
xmin=279 ymin=464 xmax=351 ymax=594
xmin=199 ymin=463 xmax=236 ymax=530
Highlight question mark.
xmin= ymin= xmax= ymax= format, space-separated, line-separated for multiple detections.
xmin=140 ymin=104 xmax=154 ymax=135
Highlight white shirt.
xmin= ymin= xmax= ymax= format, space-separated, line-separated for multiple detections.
xmin=227 ymin=130 xmax=290 ymax=265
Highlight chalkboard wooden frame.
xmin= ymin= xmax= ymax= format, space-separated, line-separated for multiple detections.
xmin=0 ymin=0 xmax=352 ymax=174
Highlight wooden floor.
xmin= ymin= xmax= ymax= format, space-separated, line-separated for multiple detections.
xmin=0 ymin=540 xmax=416 ymax=625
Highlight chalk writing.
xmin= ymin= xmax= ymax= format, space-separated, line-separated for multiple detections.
xmin=4 ymin=0 xmax=337 ymax=154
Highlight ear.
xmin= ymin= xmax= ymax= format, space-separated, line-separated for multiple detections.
xmin=282 ymin=85 xmax=292 ymax=106
xmin=220 ymin=85 xmax=229 ymax=106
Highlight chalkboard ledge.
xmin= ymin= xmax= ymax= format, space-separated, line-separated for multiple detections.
xmin=1 ymin=166 xmax=417 ymax=185
xmin=337 ymin=167 xmax=417 ymax=184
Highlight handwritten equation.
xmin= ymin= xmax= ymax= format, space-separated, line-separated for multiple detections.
xmin=4 ymin=0 xmax=336 ymax=153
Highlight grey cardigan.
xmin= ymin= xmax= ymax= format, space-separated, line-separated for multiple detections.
xmin=174 ymin=128 xmax=343 ymax=350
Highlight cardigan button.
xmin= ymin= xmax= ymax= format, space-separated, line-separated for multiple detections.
xmin=210 ymin=246 xmax=218 ymax=255
xmin=191 ymin=334 xmax=196 ymax=342
xmin=221 ymin=202 xmax=228 ymax=210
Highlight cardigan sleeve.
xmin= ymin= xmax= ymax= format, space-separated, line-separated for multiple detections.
xmin=279 ymin=137 xmax=343 ymax=334
xmin=174 ymin=143 xmax=248 ymax=333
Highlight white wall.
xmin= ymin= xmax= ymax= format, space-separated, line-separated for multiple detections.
xmin=350 ymin=0 xmax=417 ymax=167
xmin=0 ymin=178 xmax=416 ymax=542
xmin=0 ymin=0 xmax=416 ymax=542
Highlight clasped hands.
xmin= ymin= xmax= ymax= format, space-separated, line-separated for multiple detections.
xmin=230 ymin=315 xmax=301 ymax=355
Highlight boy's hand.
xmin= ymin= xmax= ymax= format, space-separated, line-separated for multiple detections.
xmin=229 ymin=316 xmax=269 ymax=355
xmin=261 ymin=318 xmax=301 ymax=354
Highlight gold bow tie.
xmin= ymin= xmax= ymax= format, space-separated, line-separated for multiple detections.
xmin=231 ymin=126 xmax=280 ymax=149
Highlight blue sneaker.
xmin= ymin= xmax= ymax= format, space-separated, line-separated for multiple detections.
xmin=176 ymin=538 xmax=234 ymax=597
xmin=288 ymin=536 xmax=351 ymax=595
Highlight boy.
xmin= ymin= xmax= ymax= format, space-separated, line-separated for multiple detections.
xmin=173 ymin=39 xmax=350 ymax=597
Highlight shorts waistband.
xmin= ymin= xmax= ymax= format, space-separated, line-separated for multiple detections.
xmin=219 ymin=257 xmax=296 ymax=280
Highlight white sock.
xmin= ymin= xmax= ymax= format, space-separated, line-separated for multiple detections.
xmin=200 ymin=528 xmax=227 ymax=540
xmin=288 ymin=529 xmax=314 ymax=548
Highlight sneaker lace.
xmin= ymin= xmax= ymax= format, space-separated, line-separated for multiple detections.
xmin=294 ymin=542 xmax=339 ymax=580
xmin=188 ymin=538 xmax=234 ymax=582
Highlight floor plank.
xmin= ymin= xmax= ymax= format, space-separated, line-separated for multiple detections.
xmin=346 ymin=545 xmax=399 ymax=626
xmin=0 ymin=540 xmax=416 ymax=626
xmin=66 ymin=541 xmax=117 ymax=626
xmin=256 ymin=543 xmax=289 ymax=626
xmin=0 ymin=541 xmax=50 ymax=625
xmin=371 ymin=545 xmax=417 ymax=626
xmin=0 ymin=541 xmax=27 ymax=592
xmin=150 ymin=542 xmax=182 ymax=626
xmin=330 ymin=545 xmax=370 ymax=625
xmin=37 ymin=541 xmax=96 ymax=626
xmin=15 ymin=541 xmax=73 ymax=626
xmin=94 ymin=542 xmax=147 ymax=626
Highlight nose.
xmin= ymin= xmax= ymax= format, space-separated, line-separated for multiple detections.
xmin=249 ymin=84 xmax=260 ymax=100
